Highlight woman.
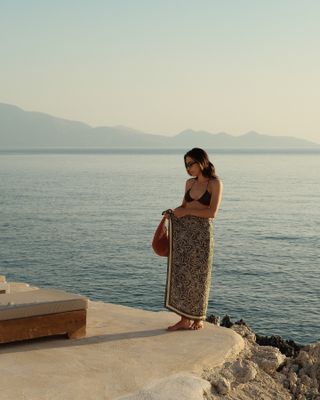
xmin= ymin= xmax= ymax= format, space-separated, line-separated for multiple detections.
xmin=164 ymin=147 xmax=223 ymax=331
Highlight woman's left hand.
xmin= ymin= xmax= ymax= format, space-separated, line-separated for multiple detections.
xmin=173 ymin=207 xmax=187 ymax=218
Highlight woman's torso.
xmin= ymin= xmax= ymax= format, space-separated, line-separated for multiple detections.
xmin=184 ymin=177 xmax=213 ymax=210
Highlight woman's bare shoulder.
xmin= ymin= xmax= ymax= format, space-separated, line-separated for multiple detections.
xmin=185 ymin=177 xmax=195 ymax=188
xmin=208 ymin=178 xmax=223 ymax=190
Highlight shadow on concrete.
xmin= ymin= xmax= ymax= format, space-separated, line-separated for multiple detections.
xmin=0 ymin=328 xmax=173 ymax=354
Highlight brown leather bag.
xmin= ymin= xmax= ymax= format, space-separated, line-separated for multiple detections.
xmin=152 ymin=210 xmax=172 ymax=257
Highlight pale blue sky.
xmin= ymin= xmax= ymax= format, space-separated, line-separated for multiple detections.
xmin=1 ymin=1 xmax=320 ymax=142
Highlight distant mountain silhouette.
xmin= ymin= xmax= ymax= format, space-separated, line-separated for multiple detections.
xmin=0 ymin=103 xmax=319 ymax=149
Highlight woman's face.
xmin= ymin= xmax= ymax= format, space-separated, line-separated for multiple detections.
xmin=185 ymin=156 xmax=202 ymax=176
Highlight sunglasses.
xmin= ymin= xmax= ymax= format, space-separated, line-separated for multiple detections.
xmin=185 ymin=160 xmax=197 ymax=169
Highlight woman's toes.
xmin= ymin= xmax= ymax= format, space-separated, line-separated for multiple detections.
xmin=190 ymin=321 xmax=204 ymax=330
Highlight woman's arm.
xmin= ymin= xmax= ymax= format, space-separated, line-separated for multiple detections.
xmin=180 ymin=179 xmax=223 ymax=219
xmin=180 ymin=179 xmax=193 ymax=208
xmin=164 ymin=179 xmax=192 ymax=218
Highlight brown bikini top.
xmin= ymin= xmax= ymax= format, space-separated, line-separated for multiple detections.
xmin=184 ymin=178 xmax=211 ymax=206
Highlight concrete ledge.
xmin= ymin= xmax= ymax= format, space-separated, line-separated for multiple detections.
xmin=0 ymin=288 xmax=244 ymax=399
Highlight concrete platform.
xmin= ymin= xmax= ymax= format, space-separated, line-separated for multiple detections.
xmin=0 ymin=284 xmax=244 ymax=400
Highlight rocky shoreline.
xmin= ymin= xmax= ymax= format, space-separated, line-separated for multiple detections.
xmin=204 ymin=314 xmax=320 ymax=400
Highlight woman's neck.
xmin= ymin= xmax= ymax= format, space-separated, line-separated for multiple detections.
xmin=196 ymin=175 xmax=209 ymax=184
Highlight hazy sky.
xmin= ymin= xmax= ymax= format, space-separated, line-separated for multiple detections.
xmin=1 ymin=1 xmax=320 ymax=142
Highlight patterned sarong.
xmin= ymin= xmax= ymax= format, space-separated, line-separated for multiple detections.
xmin=165 ymin=214 xmax=214 ymax=320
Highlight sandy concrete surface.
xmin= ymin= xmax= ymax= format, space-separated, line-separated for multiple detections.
xmin=0 ymin=283 xmax=244 ymax=400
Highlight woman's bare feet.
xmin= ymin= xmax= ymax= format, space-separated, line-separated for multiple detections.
xmin=167 ymin=317 xmax=192 ymax=331
xmin=190 ymin=320 xmax=204 ymax=330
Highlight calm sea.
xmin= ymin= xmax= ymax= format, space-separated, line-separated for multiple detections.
xmin=0 ymin=148 xmax=319 ymax=344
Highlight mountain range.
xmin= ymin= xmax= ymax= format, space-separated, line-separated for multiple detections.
xmin=0 ymin=103 xmax=319 ymax=149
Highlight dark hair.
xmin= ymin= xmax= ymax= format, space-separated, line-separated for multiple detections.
xmin=184 ymin=148 xmax=218 ymax=179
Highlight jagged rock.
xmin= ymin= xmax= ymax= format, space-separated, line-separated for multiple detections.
xmin=218 ymin=362 xmax=235 ymax=382
xmin=290 ymin=363 xmax=300 ymax=373
xmin=296 ymin=350 xmax=311 ymax=367
xmin=256 ymin=334 xmax=302 ymax=357
xmin=119 ymin=373 xmax=212 ymax=400
xmin=298 ymin=367 xmax=308 ymax=378
xmin=235 ymin=318 xmax=247 ymax=326
xmin=206 ymin=314 xmax=220 ymax=325
xmin=300 ymin=374 xmax=313 ymax=388
xmin=296 ymin=394 xmax=307 ymax=400
xmin=231 ymin=359 xmax=258 ymax=383
xmin=205 ymin=313 xmax=319 ymax=400
xmin=221 ymin=315 xmax=233 ymax=328
xmin=232 ymin=324 xmax=256 ymax=344
xmin=278 ymin=343 xmax=320 ymax=399
xmin=211 ymin=314 xmax=301 ymax=357
xmin=215 ymin=376 xmax=231 ymax=394
xmin=252 ymin=345 xmax=286 ymax=374
xmin=274 ymin=372 xmax=288 ymax=387
xmin=288 ymin=371 xmax=298 ymax=391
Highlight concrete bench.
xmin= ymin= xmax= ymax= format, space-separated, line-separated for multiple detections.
xmin=0 ymin=288 xmax=88 ymax=344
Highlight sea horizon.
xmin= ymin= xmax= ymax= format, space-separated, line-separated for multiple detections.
xmin=1 ymin=147 xmax=320 ymax=155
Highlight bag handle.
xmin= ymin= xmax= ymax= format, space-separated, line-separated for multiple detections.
xmin=161 ymin=208 xmax=174 ymax=216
